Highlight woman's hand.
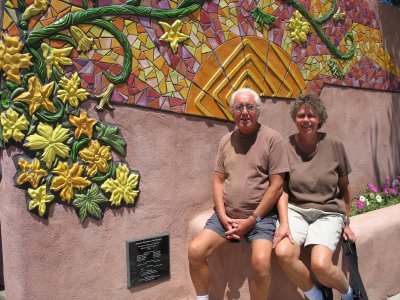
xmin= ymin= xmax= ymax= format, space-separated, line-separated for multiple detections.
xmin=342 ymin=225 xmax=356 ymax=243
xmin=273 ymin=223 xmax=294 ymax=248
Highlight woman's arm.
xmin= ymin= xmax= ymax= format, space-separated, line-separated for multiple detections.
xmin=273 ymin=191 xmax=294 ymax=247
xmin=338 ymin=175 xmax=356 ymax=242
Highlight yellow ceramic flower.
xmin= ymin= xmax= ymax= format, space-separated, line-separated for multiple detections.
xmin=13 ymin=75 xmax=55 ymax=115
xmin=101 ymin=164 xmax=139 ymax=206
xmin=79 ymin=140 xmax=112 ymax=177
xmin=159 ymin=20 xmax=189 ymax=53
xmin=17 ymin=157 xmax=48 ymax=188
xmin=288 ymin=11 xmax=311 ymax=43
xmin=22 ymin=0 xmax=49 ymax=20
xmin=68 ymin=110 xmax=97 ymax=139
xmin=70 ymin=26 xmax=94 ymax=52
xmin=57 ymin=72 xmax=90 ymax=107
xmin=0 ymin=108 xmax=29 ymax=142
xmin=0 ymin=34 xmax=33 ymax=85
xmin=50 ymin=161 xmax=91 ymax=203
xmin=41 ymin=43 xmax=73 ymax=79
xmin=28 ymin=185 xmax=54 ymax=217
xmin=24 ymin=123 xmax=70 ymax=168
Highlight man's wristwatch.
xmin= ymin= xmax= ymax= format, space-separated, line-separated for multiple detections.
xmin=252 ymin=212 xmax=262 ymax=223
xmin=344 ymin=216 xmax=350 ymax=226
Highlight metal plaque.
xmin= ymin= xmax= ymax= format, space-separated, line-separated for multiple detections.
xmin=126 ymin=233 xmax=170 ymax=288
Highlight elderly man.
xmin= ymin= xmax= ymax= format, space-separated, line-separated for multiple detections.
xmin=188 ymin=88 xmax=289 ymax=300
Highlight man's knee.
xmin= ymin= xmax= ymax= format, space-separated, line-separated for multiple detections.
xmin=251 ymin=250 xmax=272 ymax=281
xmin=188 ymin=230 xmax=222 ymax=264
xmin=188 ymin=238 xmax=207 ymax=264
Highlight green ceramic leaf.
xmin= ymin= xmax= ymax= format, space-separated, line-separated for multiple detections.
xmin=73 ymin=184 xmax=108 ymax=222
xmin=251 ymin=8 xmax=277 ymax=25
xmin=94 ymin=123 xmax=127 ymax=157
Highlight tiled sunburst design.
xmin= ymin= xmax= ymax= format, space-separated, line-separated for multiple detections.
xmin=1 ymin=0 xmax=400 ymax=122
xmin=186 ymin=37 xmax=305 ymax=120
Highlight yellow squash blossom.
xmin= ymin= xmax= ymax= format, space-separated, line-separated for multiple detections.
xmin=41 ymin=43 xmax=73 ymax=79
xmin=70 ymin=26 xmax=94 ymax=52
xmin=17 ymin=157 xmax=48 ymax=188
xmin=94 ymin=83 xmax=115 ymax=111
xmin=101 ymin=164 xmax=139 ymax=206
xmin=13 ymin=75 xmax=55 ymax=115
xmin=57 ymin=72 xmax=90 ymax=107
xmin=50 ymin=161 xmax=91 ymax=203
xmin=79 ymin=140 xmax=112 ymax=177
xmin=22 ymin=0 xmax=49 ymax=20
xmin=288 ymin=11 xmax=311 ymax=43
xmin=0 ymin=108 xmax=29 ymax=142
xmin=0 ymin=34 xmax=33 ymax=85
xmin=159 ymin=20 xmax=189 ymax=53
xmin=68 ymin=110 xmax=97 ymax=139
xmin=24 ymin=123 xmax=70 ymax=168
xmin=28 ymin=185 xmax=54 ymax=217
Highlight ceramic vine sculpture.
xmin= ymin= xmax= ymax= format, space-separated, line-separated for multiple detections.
xmin=0 ymin=30 xmax=141 ymax=222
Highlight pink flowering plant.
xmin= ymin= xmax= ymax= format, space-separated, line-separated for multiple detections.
xmin=351 ymin=176 xmax=400 ymax=216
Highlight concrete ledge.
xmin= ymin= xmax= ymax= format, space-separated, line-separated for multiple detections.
xmin=189 ymin=205 xmax=400 ymax=299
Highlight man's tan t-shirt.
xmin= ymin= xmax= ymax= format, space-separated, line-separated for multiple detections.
xmin=215 ymin=125 xmax=290 ymax=219
xmin=285 ymin=133 xmax=352 ymax=214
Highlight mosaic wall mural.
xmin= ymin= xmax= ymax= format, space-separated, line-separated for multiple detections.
xmin=0 ymin=0 xmax=399 ymax=221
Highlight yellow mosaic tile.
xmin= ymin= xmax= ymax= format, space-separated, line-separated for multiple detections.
xmin=145 ymin=37 xmax=155 ymax=49
xmin=138 ymin=33 xmax=148 ymax=45
xmin=180 ymin=86 xmax=190 ymax=99
xmin=3 ymin=10 xmax=13 ymax=31
xmin=100 ymin=56 xmax=116 ymax=64
xmin=201 ymin=44 xmax=212 ymax=54
xmin=89 ymin=26 xmax=103 ymax=37
xmin=144 ymin=67 xmax=156 ymax=79
xmin=157 ymin=79 xmax=166 ymax=94
xmin=71 ymin=6 xmax=83 ymax=12
xmin=168 ymin=0 xmax=178 ymax=9
xmin=126 ymin=24 xmax=137 ymax=36
xmin=111 ymin=38 xmax=121 ymax=48
xmin=166 ymin=82 xmax=175 ymax=93
xmin=132 ymin=39 xmax=141 ymax=50
xmin=51 ymin=0 xmax=71 ymax=14
xmin=5 ymin=1 xmax=15 ymax=9
xmin=96 ymin=49 xmax=111 ymax=56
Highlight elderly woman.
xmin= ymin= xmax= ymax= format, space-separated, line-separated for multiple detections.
xmin=273 ymin=94 xmax=356 ymax=300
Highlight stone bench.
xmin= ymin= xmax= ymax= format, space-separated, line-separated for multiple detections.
xmin=188 ymin=205 xmax=400 ymax=299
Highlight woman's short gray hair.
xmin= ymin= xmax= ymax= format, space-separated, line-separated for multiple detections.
xmin=229 ymin=88 xmax=261 ymax=109
xmin=290 ymin=94 xmax=328 ymax=129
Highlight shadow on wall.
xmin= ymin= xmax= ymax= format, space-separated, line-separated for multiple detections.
xmin=370 ymin=92 xmax=400 ymax=186
xmin=389 ymin=93 xmax=400 ymax=175
xmin=378 ymin=3 xmax=400 ymax=68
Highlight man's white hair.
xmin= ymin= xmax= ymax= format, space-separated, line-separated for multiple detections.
xmin=229 ymin=88 xmax=261 ymax=109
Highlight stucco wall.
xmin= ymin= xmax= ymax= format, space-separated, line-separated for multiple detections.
xmin=0 ymin=84 xmax=399 ymax=299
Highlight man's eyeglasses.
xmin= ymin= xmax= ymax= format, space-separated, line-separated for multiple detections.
xmin=233 ymin=103 xmax=258 ymax=112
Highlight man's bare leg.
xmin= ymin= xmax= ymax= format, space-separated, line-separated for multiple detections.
xmin=250 ymin=239 xmax=273 ymax=300
xmin=188 ymin=229 xmax=227 ymax=296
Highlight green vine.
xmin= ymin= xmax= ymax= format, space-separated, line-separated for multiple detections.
xmin=283 ymin=0 xmax=354 ymax=60
xmin=314 ymin=0 xmax=337 ymax=24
